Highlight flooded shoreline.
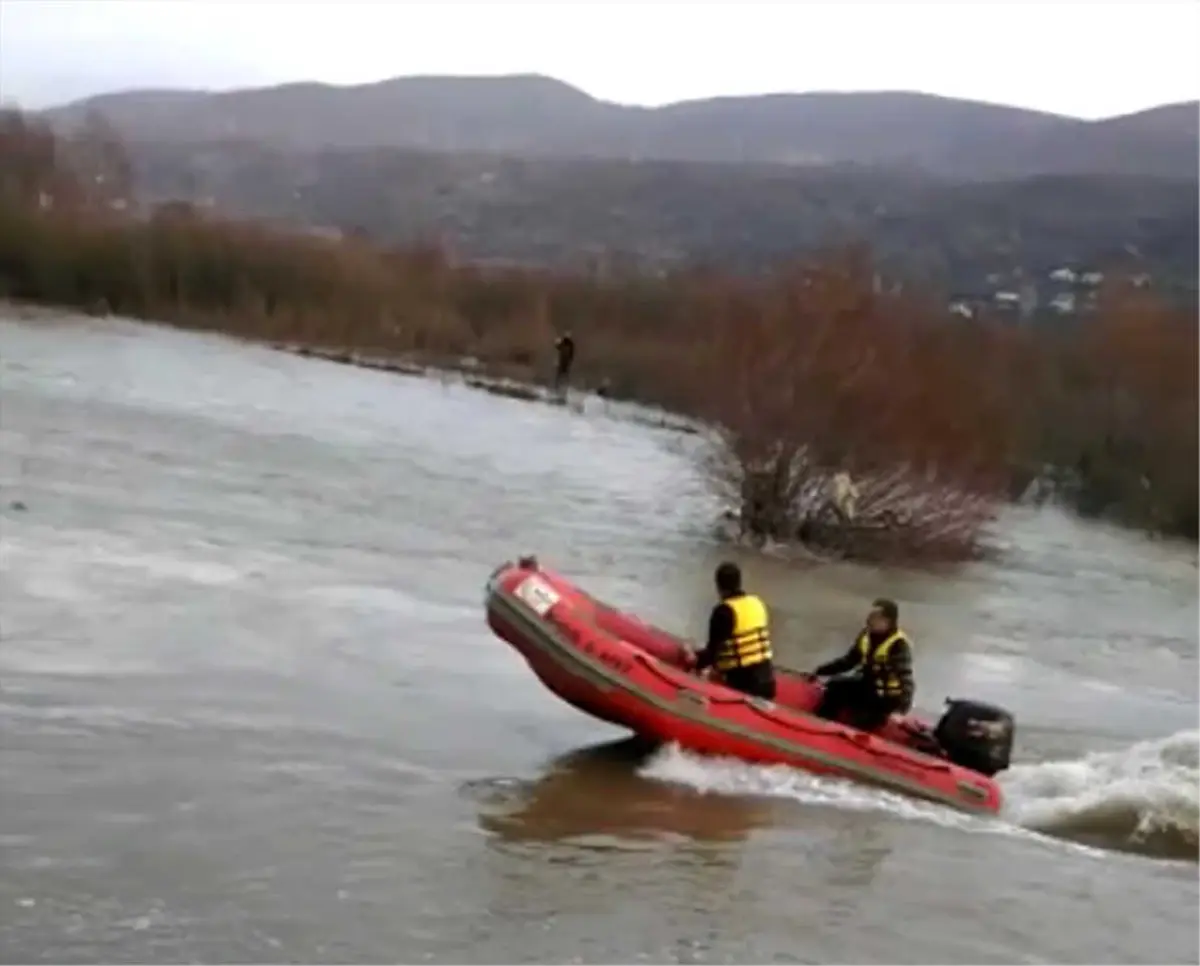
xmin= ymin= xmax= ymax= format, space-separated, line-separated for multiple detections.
xmin=1 ymin=313 xmax=1196 ymax=963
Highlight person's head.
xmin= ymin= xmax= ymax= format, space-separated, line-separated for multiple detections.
xmin=867 ymin=598 xmax=898 ymax=634
xmin=714 ymin=561 xmax=742 ymax=597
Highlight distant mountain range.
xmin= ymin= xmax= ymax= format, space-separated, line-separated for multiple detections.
xmin=42 ymin=74 xmax=1200 ymax=181
xmin=33 ymin=75 xmax=1198 ymax=293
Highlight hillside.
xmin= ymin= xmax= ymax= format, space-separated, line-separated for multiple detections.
xmin=43 ymin=74 xmax=1200 ymax=180
xmin=126 ymin=139 xmax=1199 ymax=292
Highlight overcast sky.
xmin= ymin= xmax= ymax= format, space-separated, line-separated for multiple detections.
xmin=2 ymin=1 xmax=1197 ymax=118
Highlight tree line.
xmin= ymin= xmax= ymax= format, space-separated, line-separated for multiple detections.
xmin=1 ymin=109 xmax=1194 ymax=561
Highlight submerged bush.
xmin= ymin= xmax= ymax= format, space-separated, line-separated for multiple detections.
xmin=679 ymin=254 xmax=1018 ymax=561
xmin=706 ymin=437 xmax=1000 ymax=563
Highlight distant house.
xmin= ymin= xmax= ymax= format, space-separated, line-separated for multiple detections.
xmin=992 ymin=288 xmax=1041 ymax=321
xmin=1049 ymin=292 xmax=1076 ymax=313
xmin=1049 ymin=267 xmax=1077 ymax=283
xmin=948 ymin=300 xmax=975 ymax=318
xmin=1081 ymin=271 xmax=1105 ymax=286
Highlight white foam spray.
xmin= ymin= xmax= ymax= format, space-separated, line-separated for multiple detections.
xmin=639 ymin=729 xmax=1199 ymax=860
xmin=1003 ymin=730 xmax=1198 ymax=858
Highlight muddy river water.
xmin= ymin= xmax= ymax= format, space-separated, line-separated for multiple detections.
xmin=1 ymin=314 xmax=1197 ymax=964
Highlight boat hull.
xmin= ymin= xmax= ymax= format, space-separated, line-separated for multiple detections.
xmin=485 ymin=558 xmax=1003 ymax=814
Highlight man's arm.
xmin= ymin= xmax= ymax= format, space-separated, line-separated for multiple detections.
xmin=694 ymin=603 xmax=733 ymax=671
xmin=814 ymin=640 xmax=862 ymax=677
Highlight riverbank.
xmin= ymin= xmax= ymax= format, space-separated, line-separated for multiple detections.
xmin=1 ymin=107 xmax=1195 ymax=548
xmin=0 ymin=297 xmax=702 ymax=439
xmin=272 ymin=338 xmax=706 ymax=435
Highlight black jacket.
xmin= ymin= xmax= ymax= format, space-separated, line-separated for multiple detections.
xmin=554 ymin=336 xmax=575 ymax=368
xmin=694 ymin=599 xmax=736 ymax=671
xmin=815 ymin=629 xmax=914 ymax=709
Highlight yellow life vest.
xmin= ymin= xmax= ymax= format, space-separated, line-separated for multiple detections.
xmin=715 ymin=593 xmax=773 ymax=672
xmin=856 ymin=628 xmax=910 ymax=699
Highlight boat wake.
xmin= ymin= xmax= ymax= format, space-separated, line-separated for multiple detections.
xmin=1003 ymin=730 xmax=1199 ymax=860
xmin=639 ymin=729 xmax=1199 ymax=861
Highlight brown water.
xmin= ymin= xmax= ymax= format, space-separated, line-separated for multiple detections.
xmin=1 ymin=314 xmax=1197 ymax=965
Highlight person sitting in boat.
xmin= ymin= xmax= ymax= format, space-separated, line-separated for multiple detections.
xmin=811 ymin=598 xmax=914 ymax=730
xmin=689 ymin=561 xmax=777 ymax=701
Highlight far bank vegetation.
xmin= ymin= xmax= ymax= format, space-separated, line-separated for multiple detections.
xmin=2 ymin=109 xmax=1195 ymax=561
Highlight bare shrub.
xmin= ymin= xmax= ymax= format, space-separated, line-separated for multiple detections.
xmin=688 ymin=250 xmax=1015 ymax=562
xmin=704 ymin=432 xmax=999 ymax=563
xmin=1027 ymin=282 xmax=1199 ymax=537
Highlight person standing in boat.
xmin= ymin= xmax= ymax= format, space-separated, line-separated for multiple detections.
xmin=690 ymin=561 xmax=777 ymax=701
xmin=811 ymin=598 xmax=914 ymax=730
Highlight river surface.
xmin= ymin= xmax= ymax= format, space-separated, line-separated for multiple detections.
xmin=1 ymin=313 xmax=1197 ymax=965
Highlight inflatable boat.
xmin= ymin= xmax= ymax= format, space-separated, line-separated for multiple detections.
xmin=485 ymin=556 xmax=1015 ymax=815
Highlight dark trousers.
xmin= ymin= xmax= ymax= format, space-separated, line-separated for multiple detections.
xmin=553 ymin=358 xmax=574 ymax=390
xmin=816 ymin=677 xmax=896 ymax=730
xmin=720 ymin=662 xmax=777 ymax=701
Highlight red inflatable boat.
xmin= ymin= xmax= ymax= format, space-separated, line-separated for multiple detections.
xmin=485 ymin=556 xmax=1015 ymax=815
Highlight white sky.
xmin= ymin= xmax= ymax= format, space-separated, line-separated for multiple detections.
xmin=1 ymin=0 xmax=1198 ymax=118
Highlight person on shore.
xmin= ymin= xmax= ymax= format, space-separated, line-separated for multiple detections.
xmin=690 ymin=561 xmax=777 ymax=701
xmin=553 ymin=331 xmax=575 ymax=392
xmin=811 ymin=598 xmax=913 ymax=730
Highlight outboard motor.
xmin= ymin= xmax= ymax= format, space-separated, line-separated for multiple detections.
xmin=932 ymin=699 xmax=1015 ymax=777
